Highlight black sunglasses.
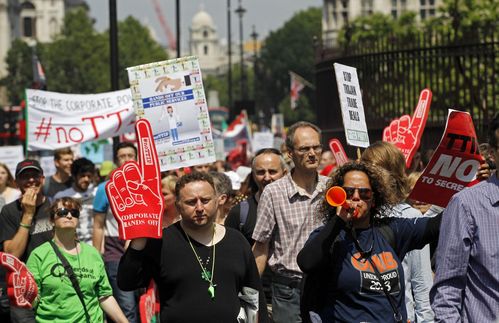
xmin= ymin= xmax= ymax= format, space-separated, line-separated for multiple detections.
xmin=54 ymin=208 xmax=80 ymax=218
xmin=342 ymin=187 xmax=373 ymax=201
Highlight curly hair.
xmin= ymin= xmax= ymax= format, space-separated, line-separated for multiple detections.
xmin=319 ymin=161 xmax=398 ymax=223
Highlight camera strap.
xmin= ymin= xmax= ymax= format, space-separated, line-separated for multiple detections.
xmin=348 ymin=228 xmax=403 ymax=323
xmin=49 ymin=241 xmax=91 ymax=323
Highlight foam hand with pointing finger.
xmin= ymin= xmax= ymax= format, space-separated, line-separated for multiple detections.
xmin=0 ymin=252 xmax=38 ymax=309
xmin=383 ymin=89 xmax=432 ymax=168
xmin=106 ymin=119 xmax=164 ymax=240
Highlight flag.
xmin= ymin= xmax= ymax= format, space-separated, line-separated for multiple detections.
xmin=31 ymin=50 xmax=46 ymax=90
xmin=289 ymin=71 xmax=314 ymax=110
xmin=290 ymin=72 xmax=305 ymax=110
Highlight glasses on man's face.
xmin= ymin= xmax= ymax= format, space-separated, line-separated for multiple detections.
xmin=342 ymin=187 xmax=373 ymax=201
xmin=54 ymin=208 xmax=80 ymax=218
xmin=294 ymin=145 xmax=323 ymax=154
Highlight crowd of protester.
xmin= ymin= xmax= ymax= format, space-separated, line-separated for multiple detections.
xmin=0 ymin=114 xmax=497 ymax=323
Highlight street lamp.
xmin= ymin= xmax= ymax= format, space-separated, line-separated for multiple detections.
xmin=227 ymin=0 xmax=233 ymax=117
xmin=250 ymin=25 xmax=260 ymax=124
xmin=235 ymin=0 xmax=247 ymax=101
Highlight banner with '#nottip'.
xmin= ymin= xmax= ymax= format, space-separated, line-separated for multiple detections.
xmin=408 ymin=109 xmax=484 ymax=208
xmin=127 ymin=56 xmax=216 ymax=172
xmin=26 ymin=89 xmax=135 ymax=151
xmin=333 ymin=63 xmax=370 ymax=148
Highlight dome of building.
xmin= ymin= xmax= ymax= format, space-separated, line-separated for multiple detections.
xmin=192 ymin=9 xmax=214 ymax=29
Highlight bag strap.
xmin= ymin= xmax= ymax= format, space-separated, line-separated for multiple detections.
xmin=49 ymin=240 xmax=91 ymax=323
xmin=239 ymin=200 xmax=250 ymax=231
xmin=377 ymin=224 xmax=396 ymax=251
xmin=348 ymin=228 xmax=403 ymax=323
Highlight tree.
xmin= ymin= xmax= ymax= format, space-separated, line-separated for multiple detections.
xmin=117 ymin=16 xmax=168 ymax=89
xmin=42 ymin=8 xmax=109 ymax=94
xmin=0 ymin=39 xmax=33 ymax=104
xmin=1 ymin=8 xmax=169 ymax=102
xmin=257 ymin=7 xmax=322 ymax=124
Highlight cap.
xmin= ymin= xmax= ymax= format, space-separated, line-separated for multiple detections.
xmin=224 ymin=171 xmax=242 ymax=190
xmin=99 ymin=161 xmax=115 ymax=177
xmin=15 ymin=159 xmax=43 ymax=178
xmin=236 ymin=166 xmax=252 ymax=182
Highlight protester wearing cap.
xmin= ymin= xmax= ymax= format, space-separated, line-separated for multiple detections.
xmin=0 ymin=159 xmax=53 ymax=322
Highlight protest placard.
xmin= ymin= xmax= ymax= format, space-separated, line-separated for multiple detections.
xmin=408 ymin=110 xmax=483 ymax=207
xmin=127 ymin=56 xmax=215 ymax=171
xmin=26 ymin=89 xmax=135 ymax=151
xmin=333 ymin=63 xmax=370 ymax=148
xmin=0 ymin=146 xmax=24 ymax=175
xmin=383 ymin=89 xmax=432 ymax=168
xmin=252 ymin=132 xmax=274 ymax=153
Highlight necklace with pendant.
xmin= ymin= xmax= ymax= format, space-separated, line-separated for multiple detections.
xmin=185 ymin=224 xmax=217 ymax=300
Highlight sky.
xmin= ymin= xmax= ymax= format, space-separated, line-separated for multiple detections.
xmin=85 ymin=0 xmax=322 ymax=51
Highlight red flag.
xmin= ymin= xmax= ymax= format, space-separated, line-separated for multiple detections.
xmin=32 ymin=51 xmax=46 ymax=89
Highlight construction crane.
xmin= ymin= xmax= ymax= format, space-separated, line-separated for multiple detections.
xmin=150 ymin=0 xmax=177 ymax=51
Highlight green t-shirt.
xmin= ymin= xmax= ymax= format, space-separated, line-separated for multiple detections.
xmin=26 ymin=241 xmax=113 ymax=323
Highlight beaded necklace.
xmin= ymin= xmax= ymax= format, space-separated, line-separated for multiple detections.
xmin=185 ymin=224 xmax=217 ymax=299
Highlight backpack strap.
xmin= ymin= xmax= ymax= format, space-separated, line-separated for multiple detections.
xmin=377 ymin=223 xmax=397 ymax=252
xmin=239 ymin=200 xmax=250 ymax=231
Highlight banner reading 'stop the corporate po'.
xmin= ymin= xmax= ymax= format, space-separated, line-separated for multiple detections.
xmin=333 ymin=63 xmax=370 ymax=148
xmin=409 ymin=109 xmax=484 ymax=207
xmin=26 ymin=89 xmax=135 ymax=151
xmin=127 ymin=56 xmax=215 ymax=171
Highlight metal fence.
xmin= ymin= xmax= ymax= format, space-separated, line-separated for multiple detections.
xmin=315 ymin=31 xmax=498 ymax=154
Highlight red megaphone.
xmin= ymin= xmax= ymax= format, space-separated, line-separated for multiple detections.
xmin=325 ymin=186 xmax=359 ymax=218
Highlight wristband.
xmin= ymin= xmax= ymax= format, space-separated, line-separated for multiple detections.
xmin=19 ymin=223 xmax=31 ymax=229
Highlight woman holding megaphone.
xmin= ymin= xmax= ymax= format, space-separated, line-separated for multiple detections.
xmin=297 ymin=161 xmax=441 ymax=323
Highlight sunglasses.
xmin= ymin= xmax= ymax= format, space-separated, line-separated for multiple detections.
xmin=54 ymin=208 xmax=80 ymax=218
xmin=342 ymin=187 xmax=373 ymax=201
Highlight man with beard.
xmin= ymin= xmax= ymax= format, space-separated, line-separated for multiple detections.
xmin=225 ymin=148 xmax=287 ymax=245
xmin=0 ymin=159 xmax=53 ymax=322
xmin=54 ymin=158 xmax=96 ymax=244
xmin=252 ymin=122 xmax=328 ymax=323
xmin=118 ymin=172 xmax=268 ymax=322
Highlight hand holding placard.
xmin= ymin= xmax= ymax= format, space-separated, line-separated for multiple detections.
xmin=383 ymin=89 xmax=432 ymax=168
xmin=0 ymin=252 xmax=38 ymax=309
xmin=106 ymin=119 xmax=164 ymax=240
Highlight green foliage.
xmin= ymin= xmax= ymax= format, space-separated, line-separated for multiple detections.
xmin=258 ymin=7 xmax=322 ymax=123
xmin=42 ymin=8 xmax=109 ymax=94
xmin=278 ymin=92 xmax=316 ymax=125
xmin=2 ymin=8 xmax=168 ymax=103
xmin=117 ymin=16 xmax=168 ymax=88
xmin=0 ymin=39 xmax=33 ymax=103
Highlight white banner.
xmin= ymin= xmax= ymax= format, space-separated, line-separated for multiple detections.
xmin=127 ymin=56 xmax=215 ymax=171
xmin=333 ymin=63 xmax=370 ymax=148
xmin=26 ymin=89 xmax=135 ymax=151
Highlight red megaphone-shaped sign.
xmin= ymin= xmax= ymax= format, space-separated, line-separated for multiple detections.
xmin=325 ymin=186 xmax=359 ymax=218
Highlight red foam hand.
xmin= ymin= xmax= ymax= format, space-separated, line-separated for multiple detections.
xmin=328 ymin=138 xmax=349 ymax=167
xmin=106 ymin=119 xmax=164 ymax=240
xmin=0 ymin=252 xmax=38 ymax=308
xmin=383 ymin=89 xmax=432 ymax=168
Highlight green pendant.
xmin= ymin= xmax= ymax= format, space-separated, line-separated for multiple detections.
xmin=208 ymin=284 xmax=216 ymax=299
xmin=201 ymin=271 xmax=212 ymax=282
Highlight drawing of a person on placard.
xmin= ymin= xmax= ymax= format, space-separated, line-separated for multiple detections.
xmin=160 ymin=105 xmax=182 ymax=141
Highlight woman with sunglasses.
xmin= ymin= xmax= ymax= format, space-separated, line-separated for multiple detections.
xmin=297 ymin=162 xmax=441 ymax=323
xmin=361 ymin=141 xmax=435 ymax=323
xmin=26 ymin=197 xmax=128 ymax=323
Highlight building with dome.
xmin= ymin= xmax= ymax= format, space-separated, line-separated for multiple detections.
xmin=189 ymin=7 xmax=232 ymax=76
